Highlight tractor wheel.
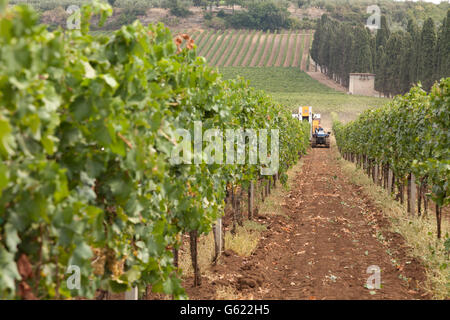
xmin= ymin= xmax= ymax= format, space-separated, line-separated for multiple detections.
xmin=311 ymin=137 xmax=316 ymax=148
xmin=325 ymin=137 xmax=330 ymax=148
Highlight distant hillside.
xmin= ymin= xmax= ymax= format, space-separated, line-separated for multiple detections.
xmin=8 ymin=0 xmax=450 ymax=31
xmin=300 ymin=0 xmax=450 ymax=29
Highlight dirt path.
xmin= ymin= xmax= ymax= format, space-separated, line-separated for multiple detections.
xmin=307 ymin=70 xmax=348 ymax=92
xmin=292 ymin=34 xmax=303 ymax=67
xmin=185 ymin=147 xmax=429 ymax=300
xmin=300 ymin=33 xmax=311 ymax=71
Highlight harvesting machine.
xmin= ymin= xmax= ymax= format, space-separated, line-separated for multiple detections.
xmin=292 ymin=106 xmax=330 ymax=148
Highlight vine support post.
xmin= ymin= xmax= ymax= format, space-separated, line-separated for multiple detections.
xmin=409 ymin=173 xmax=416 ymax=217
xmin=213 ymin=217 xmax=223 ymax=263
xmin=399 ymin=179 xmax=405 ymax=205
xmin=378 ymin=164 xmax=382 ymax=186
xmin=387 ymin=167 xmax=393 ymax=195
xmin=125 ymin=286 xmax=138 ymax=300
xmin=261 ymin=179 xmax=265 ymax=203
xmin=436 ymin=204 xmax=442 ymax=239
xmin=173 ymin=247 xmax=179 ymax=268
xmin=384 ymin=164 xmax=389 ymax=189
xmin=372 ymin=160 xmax=377 ymax=184
xmin=391 ymin=173 xmax=395 ymax=195
xmin=237 ymin=188 xmax=243 ymax=226
xmin=248 ymin=181 xmax=254 ymax=220
xmin=189 ymin=230 xmax=201 ymax=286
xmin=421 ymin=178 xmax=428 ymax=217
xmin=231 ymin=186 xmax=237 ymax=234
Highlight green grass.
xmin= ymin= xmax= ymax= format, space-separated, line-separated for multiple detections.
xmin=218 ymin=67 xmax=388 ymax=126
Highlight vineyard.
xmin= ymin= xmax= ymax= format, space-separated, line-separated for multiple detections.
xmin=334 ymin=80 xmax=449 ymax=238
xmin=1 ymin=0 xmax=450 ymax=303
xmin=190 ymin=29 xmax=313 ymax=70
xmin=0 ymin=2 xmax=311 ymax=299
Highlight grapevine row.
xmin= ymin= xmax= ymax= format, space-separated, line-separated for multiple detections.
xmin=333 ymin=79 xmax=449 ymax=238
xmin=0 ymin=2 xmax=309 ymax=299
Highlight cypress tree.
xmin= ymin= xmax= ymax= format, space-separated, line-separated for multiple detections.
xmin=437 ymin=10 xmax=450 ymax=79
xmin=310 ymin=17 xmax=322 ymax=67
xmin=374 ymin=45 xmax=386 ymax=95
xmin=353 ymin=25 xmax=373 ymax=73
xmin=406 ymin=18 xmax=420 ymax=85
xmin=342 ymin=24 xmax=354 ymax=87
xmin=376 ymin=16 xmax=390 ymax=49
xmin=419 ymin=18 xmax=437 ymax=90
xmin=400 ymin=32 xmax=413 ymax=93
xmin=385 ymin=32 xmax=404 ymax=96
xmin=318 ymin=19 xmax=332 ymax=74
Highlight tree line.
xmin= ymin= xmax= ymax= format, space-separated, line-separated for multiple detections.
xmin=311 ymin=10 xmax=450 ymax=96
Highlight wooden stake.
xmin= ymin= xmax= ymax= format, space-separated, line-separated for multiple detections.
xmin=409 ymin=173 xmax=416 ymax=217
xmin=261 ymin=180 xmax=265 ymax=203
xmin=213 ymin=218 xmax=223 ymax=263
xmin=407 ymin=173 xmax=411 ymax=214
xmin=387 ymin=168 xmax=393 ymax=195
xmin=436 ymin=204 xmax=442 ymax=239
xmin=125 ymin=286 xmax=138 ymax=300
xmin=173 ymin=247 xmax=179 ymax=268
xmin=248 ymin=181 xmax=254 ymax=220
xmin=189 ymin=230 xmax=201 ymax=286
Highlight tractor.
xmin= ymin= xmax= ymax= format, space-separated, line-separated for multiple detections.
xmin=311 ymin=127 xmax=331 ymax=148
xmin=292 ymin=106 xmax=331 ymax=148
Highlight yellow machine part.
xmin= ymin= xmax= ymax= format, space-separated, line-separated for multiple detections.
xmin=312 ymin=119 xmax=320 ymax=132
xmin=302 ymin=106 xmax=310 ymax=117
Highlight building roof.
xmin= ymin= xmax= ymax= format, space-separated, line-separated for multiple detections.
xmin=349 ymin=73 xmax=376 ymax=76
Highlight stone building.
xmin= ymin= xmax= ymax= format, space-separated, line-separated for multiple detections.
xmin=348 ymin=73 xmax=376 ymax=96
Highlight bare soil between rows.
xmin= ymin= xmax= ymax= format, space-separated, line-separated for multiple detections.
xmin=183 ymin=147 xmax=430 ymax=300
